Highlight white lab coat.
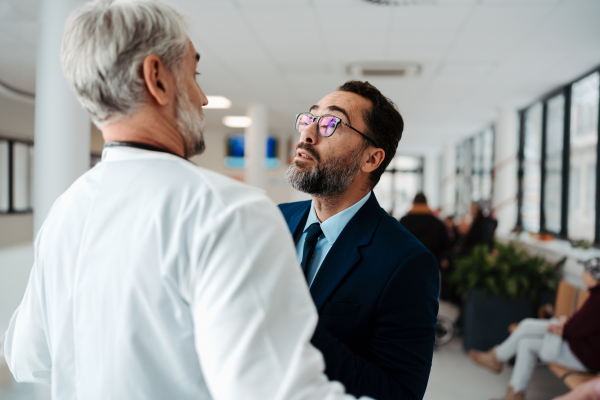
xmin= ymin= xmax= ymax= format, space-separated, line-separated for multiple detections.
xmin=4 ymin=147 xmax=366 ymax=400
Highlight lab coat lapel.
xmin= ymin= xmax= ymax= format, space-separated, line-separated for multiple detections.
xmin=309 ymin=193 xmax=383 ymax=312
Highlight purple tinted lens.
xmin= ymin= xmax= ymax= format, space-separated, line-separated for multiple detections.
xmin=297 ymin=114 xmax=313 ymax=132
xmin=319 ymin=116 xmax=337 ymax=136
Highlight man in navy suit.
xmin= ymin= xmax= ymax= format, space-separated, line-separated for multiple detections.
xmin=279 ymin=80 xmax=439 ymax=400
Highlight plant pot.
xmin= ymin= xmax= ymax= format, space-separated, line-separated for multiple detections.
xmin=463 ymin=289 xmax=535 ymax=352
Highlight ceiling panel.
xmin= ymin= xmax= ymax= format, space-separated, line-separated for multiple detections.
xmin=387 ymin=29 xmax=456 ymax=47
xmin=1 ymin=0 xmax=599 ymax=152
xmin=391 ymin=6 xmax=473 ymax=30
xmin=481 ymin=0 xmax=561 ymax=5
xmin=235 ymin=0 xmax=311 ymax=7
xmin=241 ymin=6 xmax=319 ymax=32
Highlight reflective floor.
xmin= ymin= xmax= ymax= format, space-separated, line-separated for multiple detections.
xmin=0 ymin=336 xmax=571 ymax=400
xmin=425 ymin=337 xmax=570 ymax=400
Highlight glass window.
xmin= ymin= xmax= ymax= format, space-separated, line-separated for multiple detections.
xmin=393 ymin=169 xmax=421 ymax=218
xmin=373 ymin=156 xmax=423 ymax=219
xmin=13 ymin=142 xmax=33 ymax=211
xmin=374 ymin=172 xmax=393 ymax=214
xmin=521 ymin=103 xmax=543 ymax=232
xmin=456 ymin=141 xmax=471 ymax=217
xmin=471 ymin=136 xmax=482 ymax=202
xmin=481 ymin=127 xmax=494 ymax=201
xmin=544 ymin=94 xmax=565 ymax=234
xmin=588 ymin=165 xmax=596 ymax=217
xmin=0 ymin=141 xmax=8 ymax=212
xmin=568 ymin=72 xmax=599 ymax=241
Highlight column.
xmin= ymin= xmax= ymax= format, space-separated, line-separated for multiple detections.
xmin=423 ymin=152 xmax=440 ymax=210
xmin=441 ymin=144 xmax=456 ymax=216
xmin=493 ymin=105 xmax=519 ymax=236
xmin=34 ymin=0 xmax=90 ymax=233
xmin=244 ymin=104 xmax=268 ymax=189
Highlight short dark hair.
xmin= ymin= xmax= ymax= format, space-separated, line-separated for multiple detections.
xmin=413 ymin=192 xmax=427 ymax=204
xmin=337 ymin=80 xmax=404 ymax=188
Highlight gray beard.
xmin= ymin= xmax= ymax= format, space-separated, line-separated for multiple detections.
xmin=175 ymin=77 xmax=206 ymax=158
xmin=285 ymin=145 xmax=364 ymax=197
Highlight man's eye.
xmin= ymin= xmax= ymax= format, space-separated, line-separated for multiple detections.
xmin=299 ymin=116 xmax=313 ymax=126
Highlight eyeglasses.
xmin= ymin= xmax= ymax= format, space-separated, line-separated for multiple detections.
xmin=294 ymin=112 xmax=378 ymax=148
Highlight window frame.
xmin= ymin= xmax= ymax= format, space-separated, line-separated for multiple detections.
xmin=517 ymin=65 xmax=600 ymax=244
xmin=0 ymin=134 xmax=34 ymax=215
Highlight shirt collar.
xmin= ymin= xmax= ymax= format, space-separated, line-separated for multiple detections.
xmin=303 ymin=191 xmax=372 ymax=246
xmin=101 ymin=145 xmax=180 ymax=162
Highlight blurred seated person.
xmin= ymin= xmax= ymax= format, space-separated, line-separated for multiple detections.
xmin=553 ymin=378 xmax=600 ymax=400
xmin=443 ymin=215 xmax=459 ymax=249
xmin=468 ymin=262 xmax=600 ymax=400
xmin=400 ymin=192 xmax=450 ymax=269
xmin=458 ymin=201 xmax=497 ymax=256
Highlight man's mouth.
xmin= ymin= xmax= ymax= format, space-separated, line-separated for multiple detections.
xmin=296 ymin=150 xmax=314 ymax=161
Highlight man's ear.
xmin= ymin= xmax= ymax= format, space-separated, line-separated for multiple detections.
xmin=142 ymin=54 xmax=173 ymax=107
xmin=362 ymin=147 xmax=385 ymax=173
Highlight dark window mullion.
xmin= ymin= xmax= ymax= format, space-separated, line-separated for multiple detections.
xmin=490 ymin=125 xmax=496 ymax=202
xmin=560 ymin=86 xmax=572 ymax=238
xmin=595 ymin=69 xmax=600 ymax=245
xmin=420 ymin=156 xmax=424 ymax=192
xmin=540 ymin=102 xmax=548 ymax=233
xmin=517 ymin=112 xmax=526 ymax=229
xmin=7 ymin=140 xmax=14 ymax=213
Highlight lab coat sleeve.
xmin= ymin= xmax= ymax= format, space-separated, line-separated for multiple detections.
xmin=186 ymin=196 xmax=370 ymax=400
xmin=4 ymin=232 xmax=52 ymax=383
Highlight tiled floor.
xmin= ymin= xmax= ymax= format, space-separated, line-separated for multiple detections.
xmin=1 ymin=337 xmax=572 ymax=400
xmin=425 ymin=337 xmax=571 ymax=400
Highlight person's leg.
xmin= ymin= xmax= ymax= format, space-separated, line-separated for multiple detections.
xmin=508 ymin=337 xmax=544 ymax=393
xmin=496 ymin=318 xmax=550 ymax=361
xmin=469 ymin=318 xmax=551 ymax=374
xmin=544 ymin=341 xmax=588 ymax=371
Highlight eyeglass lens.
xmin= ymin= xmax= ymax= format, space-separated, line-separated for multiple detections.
xmin=318 ymin=116 xmax=338 ymax=136
xmin=296 ymin=113 xmax=339 ymax=137
xmin=296 ymin=113 xmax=314 ymax=133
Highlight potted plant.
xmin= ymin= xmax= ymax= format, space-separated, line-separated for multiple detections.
xmin=452 ymin=241 xmax=564 ymax=351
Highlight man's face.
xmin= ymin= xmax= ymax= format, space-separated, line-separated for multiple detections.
xmin=174 ymin=41 xmax=208 ymax=158
xmin=285 ymin=91 xmax=372 ymax=197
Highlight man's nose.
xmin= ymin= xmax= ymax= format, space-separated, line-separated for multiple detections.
xmin=198 ymin=85 xmax=209 ymax=106
xmin=300 ymin=119 xmax=320 ymax=145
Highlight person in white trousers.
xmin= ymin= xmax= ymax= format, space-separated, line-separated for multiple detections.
xmin=468 ymin=264 xmax=600 ymax=400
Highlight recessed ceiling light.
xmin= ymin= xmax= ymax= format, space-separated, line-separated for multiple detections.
xmin=223 ymin=116 xmax=252 ymax=128
xmin=204 ymin=96 xmax=232 ymax=109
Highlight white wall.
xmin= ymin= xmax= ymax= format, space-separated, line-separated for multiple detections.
xmin=0 ymin=95 xmax=35 ymax=141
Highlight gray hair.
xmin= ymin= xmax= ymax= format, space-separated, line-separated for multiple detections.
xmin=61 ymin=0 xmax=189 ymax=126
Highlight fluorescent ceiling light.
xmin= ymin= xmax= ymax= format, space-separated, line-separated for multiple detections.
xmin=204 ymin=96 xmax=232 ymax=109
xmin=223 ymin=116 xmax=252 ymax=128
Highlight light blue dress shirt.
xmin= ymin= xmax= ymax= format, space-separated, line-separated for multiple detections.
xmin=296 ymin=192 xmax=371 ymax=287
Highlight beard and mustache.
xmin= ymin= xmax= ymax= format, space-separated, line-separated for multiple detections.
xmin=174 ymin=78 xmax=365 ymax=195
xmin=174 ymin=75 xmax=206 ymax=159
xmin=285 ymin=141 xmax=366 ymax=197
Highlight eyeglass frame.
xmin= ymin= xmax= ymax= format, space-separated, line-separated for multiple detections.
xmin=294 ymin=112 xmax=379 ymax=148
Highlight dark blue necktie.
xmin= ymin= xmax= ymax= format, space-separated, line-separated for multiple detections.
xmin=301 ymin=223 xmax=323 ymax=280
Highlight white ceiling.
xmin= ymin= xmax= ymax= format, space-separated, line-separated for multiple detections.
xmin=1 ymin=0 xmax=600 ymax=154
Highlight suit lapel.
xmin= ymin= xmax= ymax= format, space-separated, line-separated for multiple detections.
xmin=309 ymin=193 xmax=384 ymax=312
xmin=287 ymin=203 xmax=311 ymax=245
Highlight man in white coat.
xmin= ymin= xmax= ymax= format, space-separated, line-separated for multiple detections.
xmin=3 ymin=1 xmax=370 ymax=399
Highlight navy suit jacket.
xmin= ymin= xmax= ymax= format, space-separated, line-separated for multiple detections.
xmin=278 ymin=193 xmax=439 ymax=400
